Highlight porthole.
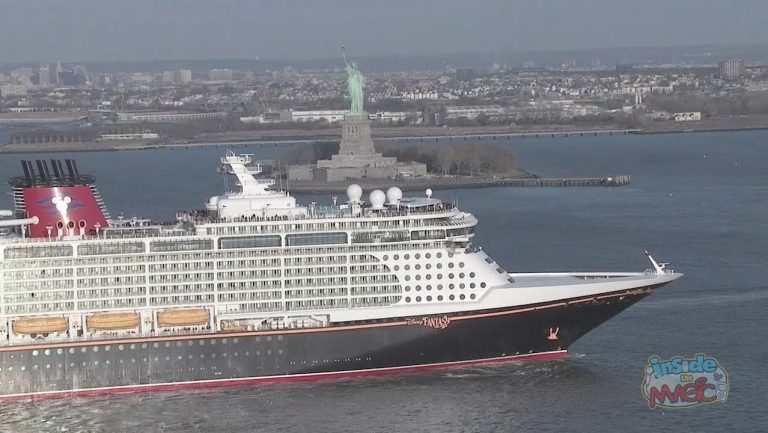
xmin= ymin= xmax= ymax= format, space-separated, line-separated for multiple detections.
xmin=460 ymin=283 xmax=466 ymax=289
xmin=153 ymin=343 xmax=159 ymax=349
xmin=470 ymin=272 xmax=476 ymax=278
xmin=449 ymin=273 xmax=455 ymax=279
xmin=415 ymin=275 xmax=421 ymax=280
xmin=233 ymin=338 xmax=239 ymax=343
xmin=448 ymin=253 xmax=454 ymax=258
xmin=470 ymin=283 xmax=476 ymax=288
xmin=426 ymin=264 xmax=432 ymax=269
xmin=81 ymin=347 xmax=87 ymax=353
xmin=426 ymin=274 xmax=432 ymax=280
xmin=415 ymin=296 xmax=422 ymax=302
xmin=57 ymin=349 xmax=63 ymax=355
xmin=405 ymin=275 xmax=411 ymax=281
xmin=394 ymin=265 xmax=400 ymax=271
xmin=405 ymin=286 xmax=411 ymax=292
xmin=449 ymin=263 xmax=455 ymax=269
xmin=404 ymin=254 xmax=410 ymax=260
xmin=383 ymin=255 xmax=389 ymax=260
xmin=460 ymin=294 xmax=466 ymax=300
xmin=415 ymin=264 xmax=421 ymax=270
xmin=438 ymin=295 xmax=444 ymax=301
xmin=426 ymin=253 xmax=432 ymax=259
xmin=436 ymin=253 xmax=443 ymax=258
xmin=404 ymin=265 xmax=410 ymax=270
xmin=437 ymin=284 xmax=444 ymax=290
xmin=459 ymin=273 xmax=465 ymax=278
xmin=69 ymin=348 xmax=75 ymax=354
xmin=131 ymin=344 xmax=136 ymax=350
xmin=188 ymin=341 xmax=194 ymax=347
xmin=449 ymin=295 xmax=455 ymax=300
xmin=459 ymin=262 xmax=465 ymax=268
xmin=199 ymin=340 xmax=205 ymax=346
xmin=32 ymin=350 xmax=39 ymax=356
xmin=426 ymin=296 xmax=432 ymax=301
xmin=165 ymin=342 xmax=171 ymax=348
xmin=142 ymin=343 xmax=148 ymax=349
xmin=234 ymin=352 xmax=239 ymax=357
xmin=94 ymin=361 xmax=99 ymax=366
xmin=222 ymin=338 xmax=228 ymax=344
xmin=449 ymin=284 xmax=455 ymax=289
xmin=394 ymin=254 xmax=400 ymax=260
xmin=33 ymin=365 xmax=38 ymax=370
xmin=415 ymin=285 xmax=421 ymax=291
xmin=437 ymin=274 xmax=443 ymax=280
xmin=481 ymin=282 xmax=487 ymax=288
xmin=106 ymin=360 xmax=111 ymax=365
xmin=470 ymin=294 xmax=477 ymax=300
xmin=426 ymin=285 xmax=432 ymax=291
xmin=93 ymin=346 xmax=99 ymax=352
xmin=211 ymin=353 xmax=216 ymax=358
xmin=118 ymin=345 xmax=124 ymax=351
xmin=246 ymin=351 xmax=250 ymax=356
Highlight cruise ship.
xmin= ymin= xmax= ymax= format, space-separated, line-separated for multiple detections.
xmin=0 ymin=153 xmax=681 ymax=400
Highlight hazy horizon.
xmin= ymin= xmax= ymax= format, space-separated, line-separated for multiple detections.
xmin=1 ymin=0 xmax=768 ymax=64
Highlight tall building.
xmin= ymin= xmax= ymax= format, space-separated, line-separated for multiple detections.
xmin=178 ymin=69 xmax=192 ymax=83
xmin=38 ymin=64 xmax=50 ymax=87
xmin=162 ymin=71 xmax=177 ymax=83
xmin=719 ymin=59 xmax=745 ymax=80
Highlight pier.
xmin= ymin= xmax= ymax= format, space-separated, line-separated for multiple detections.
xmin=286 ymin=174 xmax=632 ymax=193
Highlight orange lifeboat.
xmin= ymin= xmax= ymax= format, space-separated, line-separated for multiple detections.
xmin=12 ymin=316 xmax=68 ymax=335
xmin=86 ymin=312 xmax=140 ymax=331
xmin=157 ymin=308 xmax=210 ymax=327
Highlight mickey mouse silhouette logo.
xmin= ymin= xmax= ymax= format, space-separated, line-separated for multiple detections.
xmin=52 ymin=195 xmax=72 ymax=217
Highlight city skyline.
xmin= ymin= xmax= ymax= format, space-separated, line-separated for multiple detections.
xmin=1 ymin=0 xmax=768 ymax=63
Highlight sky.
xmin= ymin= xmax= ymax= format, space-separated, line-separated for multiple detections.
xmin=1 ymin=0 xmax=767 ymax=63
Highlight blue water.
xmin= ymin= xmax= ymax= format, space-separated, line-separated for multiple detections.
xmin=0 ymin=130 xmax=766 ymax=432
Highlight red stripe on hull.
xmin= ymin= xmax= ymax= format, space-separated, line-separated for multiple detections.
xmin=0 ymin=350 xmax=567 ymax=402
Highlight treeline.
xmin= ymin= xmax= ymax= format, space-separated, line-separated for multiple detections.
xmin=376 ymin=142 xmax=519 ymax=176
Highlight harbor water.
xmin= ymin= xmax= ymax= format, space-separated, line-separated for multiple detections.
xmin=0 ymin=130 xmax=766 ymax=432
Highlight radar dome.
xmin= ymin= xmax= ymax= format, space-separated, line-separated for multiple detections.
xmin=425 ymin=188 xmax=433 ymax=198
xmin=346 ymin=184 xmax=363 ymax=203
xmin=369 ymin=190 xmax=386 ymax=209
xmin=386 ymin=187 xmax=403 ymax=204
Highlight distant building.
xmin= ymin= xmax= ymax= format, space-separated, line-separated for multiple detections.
xmin=0 ymin=84 xmax=28 ymax=97
xmin=719 ymin=59 xmax=745 ymax=80
xmin=162 ymin=71 xmax=177 ymax=84
xmin=291 ymin=110 xmax=347 ymax=123
xmin=208 ymin=69 xmax=233 ymax=81
xmin=38 ymin=64 xmax=50 ymax=87
xmin=444 ymin=105 xmax=505 ymax=120
xmin=117 ymin=111 xmax=226 ymax=122
xmin=178 ymin=69 xmax=192 ymax=83
xmin=673 ymin=112 xmax=702 ymax=122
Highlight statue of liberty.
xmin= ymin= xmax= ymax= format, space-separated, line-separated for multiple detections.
xmin=342 ymin=45 xmax=365 ymax=115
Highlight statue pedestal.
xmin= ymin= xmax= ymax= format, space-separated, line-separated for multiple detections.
xmin=317 ymin=113 xmax=396 ymax=169
xmin=289 ymin=111 xmax=428 ymax=182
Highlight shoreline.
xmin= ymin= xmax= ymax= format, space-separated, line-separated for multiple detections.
xmin=2 ymin=118 xmax=768 ymax=154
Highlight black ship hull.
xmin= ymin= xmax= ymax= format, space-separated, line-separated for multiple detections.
xmin=0 ymin=285 xmax=661 ymax=400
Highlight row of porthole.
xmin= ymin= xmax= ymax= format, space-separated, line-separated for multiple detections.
xmin=2 ymin=349 xmax=284 ymax=372
xmin=383 ymin=252 xmax=454 ymax=261
xmin=405 ymin=293 xmax=476 ymax=303
xmin=403 ymin=272 xmax=476 ymax=282
xmin=405 ymin=282 xmax=484 ymax=291
xmin=393 ymin=262 xmax=466 ymax=271
xmin=28 ymin=335 xmax=284 ymax=356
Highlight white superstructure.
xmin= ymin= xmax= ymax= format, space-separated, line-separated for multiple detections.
xmin=0 ymin=152 xmax=679 ymax=346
